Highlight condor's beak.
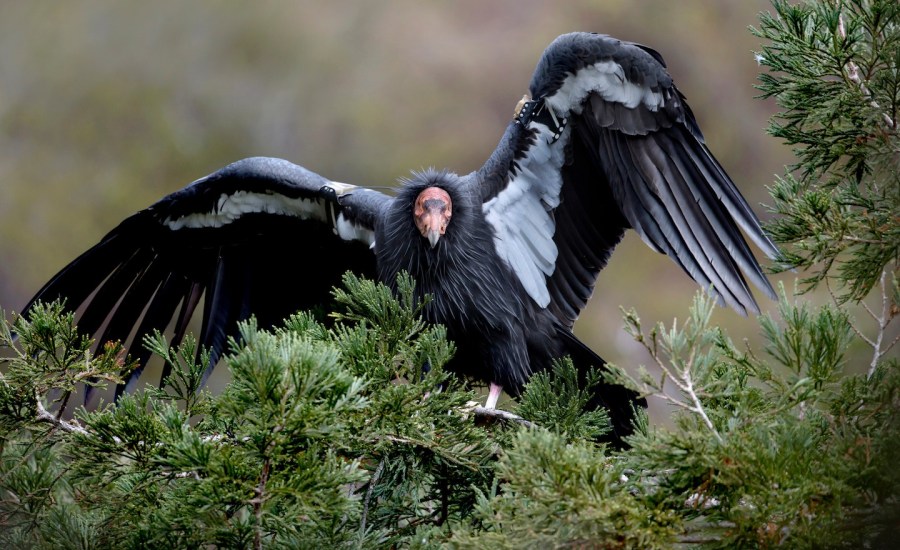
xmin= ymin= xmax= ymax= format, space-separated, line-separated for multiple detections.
xmin=414 ymin=187 xmax=452 ymax=248
xmin=424 ymin=222 xmax=442 ymax=248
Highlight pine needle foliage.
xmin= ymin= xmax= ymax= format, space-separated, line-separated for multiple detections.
xmin=2 ymin=1 xmax=899 ymax=547
xmin=0 ymin=272 xmax=495 ymax=548
xmin=3 ymin=284 xmax=896 ymax=547
xmin=513 ymin=358 xmax=613 ymax=441
xmin=752 ymin=0 xmax=899 ymax=301
xmin=607 ymin=289 xmax=899 ymax=548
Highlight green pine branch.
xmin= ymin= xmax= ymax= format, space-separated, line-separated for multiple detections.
xmin=752 ymin=0 xmax=899 ymax=303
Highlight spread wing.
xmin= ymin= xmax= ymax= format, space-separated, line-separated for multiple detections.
xmin=23 ymin=156 xmax=390 ymax=393
xmin=478 ymin=32 xmax=778 ymax=327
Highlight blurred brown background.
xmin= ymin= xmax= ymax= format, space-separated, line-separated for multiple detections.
xmin=4 ymin=1 xmax=859 ymax=412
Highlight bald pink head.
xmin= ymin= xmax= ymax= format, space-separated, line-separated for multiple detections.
xmin=413 ymin=187 xmax=452 ymax=248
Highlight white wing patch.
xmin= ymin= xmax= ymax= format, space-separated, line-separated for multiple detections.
xmin=485 ymin=60 xmax=665 ymax=307
xmin=335 ymin=212 xmax=376 ymax=248
xmin=164 ymin=190 xmax=326 ymax=230
xmin=483 ymin=122 xmax=568 ymax=308
xmin=544 ymin=60 xmax=663 ymax=115
xmin=164 ymin=187 xmax=376 ymax=248
xmin=324 ymin=181 xmax=377 ymax=247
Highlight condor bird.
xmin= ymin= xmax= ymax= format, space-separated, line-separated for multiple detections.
xmin=23 ymin=32 xmax=778 ymax=443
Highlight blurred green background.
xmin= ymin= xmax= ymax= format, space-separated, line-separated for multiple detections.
xmin=4 ymin=1 xmax=862 ymax=412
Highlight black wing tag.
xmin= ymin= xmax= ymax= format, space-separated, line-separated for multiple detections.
xmin=514 ymin=96 xmax=568 ymax=144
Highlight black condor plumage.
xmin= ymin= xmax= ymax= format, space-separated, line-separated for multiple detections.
xmin=23 ymin=32 xmax=778 ymax=444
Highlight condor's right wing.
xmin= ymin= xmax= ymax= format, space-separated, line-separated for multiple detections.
xmin=24 ymin=156 xmax=390 ymax=393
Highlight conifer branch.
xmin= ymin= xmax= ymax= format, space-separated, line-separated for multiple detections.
xmin=472 ymin=406 xmax=537 ymax=429
xmin=622 ymin=298 xmax=724 ymax=444
xmin=835 ymin=266 xmax=899 ymax=377
xmin=838 ymin=13 xmax=895 ymax=128
xmin=253 ymin=456 xmax=271 ymax=550
xmin=643 ymin=374 xmax=722 ymax=444
xmin=359 ymin=459 xmax=385 ymax=538
xmin=866 ymin=268 xmax=897 ymax=377
xmin=34 ymin=393 xmax=88 ymax=436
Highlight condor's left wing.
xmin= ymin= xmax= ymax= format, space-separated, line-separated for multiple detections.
xmin=476 ymin=32 xmax=778 ymax=327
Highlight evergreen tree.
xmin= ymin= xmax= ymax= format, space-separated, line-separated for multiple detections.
xmin=1 ymin=1 xmax=898 ymax=547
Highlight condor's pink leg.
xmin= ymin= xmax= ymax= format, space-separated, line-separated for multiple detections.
xmin=484 ymin=383 xmax=503 ymax=409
